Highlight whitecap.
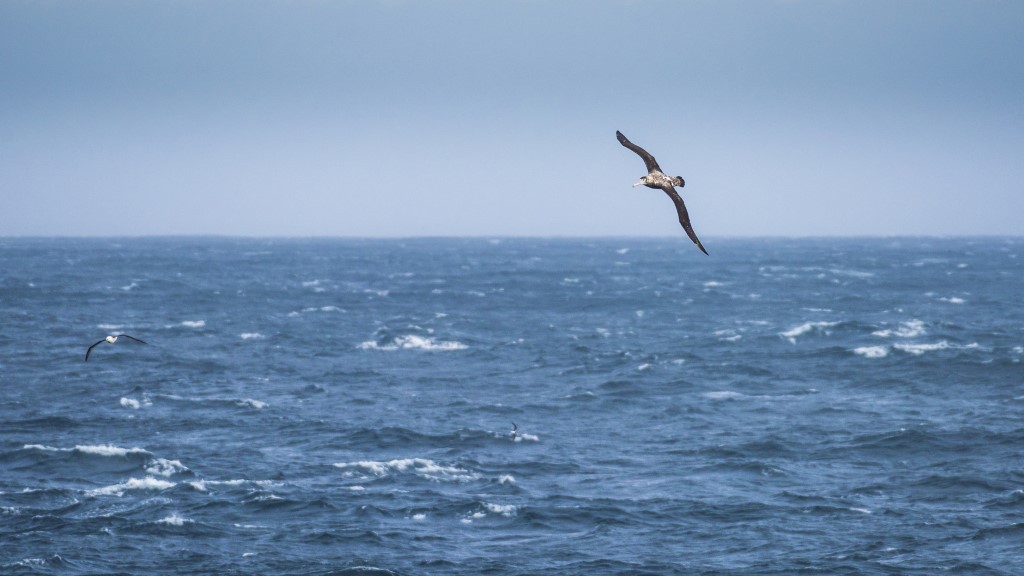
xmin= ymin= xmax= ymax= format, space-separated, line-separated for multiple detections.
xmin=120 ymin=397 xmax=141 ymax=410
xmin=75 ymin=444 xmax=149 ymax=457
xmin=714 ymin=329 xmax=742 ymax=342
xmin=780 ymin=321 xmax=840 ymax=344
xmin=703 ymin=281 xmax=723 ymax=288
xmin=894 ymin=341 xmax=951 ymax=355
xmin=853 ymin=346 xmax=889 ymax=358
xmin=301 ymin=280 xmax=320 ymax=287
xmin=358 ymin=335 xmax=467 ymax=351
xmin=156 ymin=513 xmax=192 ymax=526
xmin=181 ymin=320 xmax=206 ymax=328
xmin=828 ymin=268 xmax=874 ymax=278
xmin=240 ymin=333 xmax=265 ymax=340
xmin=145 ymin=458 xmax=189 ymax=477
xmin=484 ymin=502 xmax=518 ymax=517
xmin=411 ymin=513 xmax=427 ymax=521
xmin=120 ymin=282 xmax=139 ymax=291
xmin=704 ymin=391 xmax=745 ymax=400
xmin=940 ymin=297 xmax=966 ymax=304
xmin=872 ymin=319 xmax=925 ymax=338
xmin=235 ymin=398 xmax=267 ymax=409
xmin=87 ymin=477 xmax=175 ymax=497
xmin=637 ymin=363 xmax=651 ymax=371
xmin=97 ymin=323 xmax=124 ymax=331
xmin=334 ymin=458 xmax=477 ymax=482
xmin=498 ymin=475 xmax=516 ymax=485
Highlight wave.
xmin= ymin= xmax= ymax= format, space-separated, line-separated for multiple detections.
xmin=872 ymin=319 xmax=926 ymax=338
xmin=23 ymin=443 xmax=150 ymax=457
xmin=240 ymin=332 xmax=265 ymax=340
xmin=780 ymin=321 xmax=841 ymax=344
xmin=334 ymin=458 xmax=478 ymax=482
xmin=86 ymin=476 xmax=175 ymax=497
xmin=853 ymin=340 xmax=980 ymax=358
xmin=357 ymin=334 xmax=467 ymax=351
xmin=853 ymin=346 xmax=889 ymax=358
xmin=155 ymin=513 xmax=193 ymax=526
xmin=180 ymin=320 xmax=206 ymax=328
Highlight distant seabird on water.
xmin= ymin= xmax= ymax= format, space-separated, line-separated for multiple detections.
xmin=510 ymin=422 xmax=518 ymax=441
xmin=85 ymin=334 xmax=147 ymax=361
xmin=616 ymin=130 xmax=709 ymax=255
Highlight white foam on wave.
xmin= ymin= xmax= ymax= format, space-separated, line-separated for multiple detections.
xmin=781 ymin=321 xmax=840 ymax=344
xmin=301 ymin=280 xmax=320 ymax=287
xmin=334 ymin=458 xmax=478 ymax=482
xmin=513 ymin=433 xmax=539 ymax=443
xmin=703 ymin=281 xmax=723 ymax=288
xmin=156 ymin=513 xmax=192 ymax=526
xmin=145 ymin=458 xmax=189 ymax=477
xmin=236 ymin=398 xmax=267 ymax=409
xmin=120 ymin=282 xmax=139 ymax=291
xmin=484 ymin=502 xmax=518 ymax=516
xmin=181 ymin=320 xmax=205 ymax=328
xmin=357 ymin=335 xmax=467 ymax=351
xmin=853 ymin=346 xmax=889 ymax=358
xmin=87 ymin=476 xmax=175 ymax=497
xmin=940 ymin=296 xmax=966 ymax=304
xmin=78 ymin=444 xmax=149 ymax=456
xmin=240 ymin=333 xmax=265 ymax=340
xmin=97 ymin=323 xmax=123 ymax=331
xmin=498 ymin=475 xmax=516 ymax=485
xmin=828 ymin=268 xmax=875 ymax=279
xmin=189 ymin=478 xmax=272 ymax=492
xmin=27 ymin=443 xmax=152 ymax=457
xmin=704 ymin=390 xmax=745 ymax=400
xmin=894 ymin=341 xmax=950 ymax=355
xmin=714 ymin=329 xmax=742 ymax=342
xmin=873 ymin=319 xmax=925 ymax=338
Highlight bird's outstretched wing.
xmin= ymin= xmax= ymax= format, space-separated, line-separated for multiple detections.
xmin=85 ymin=339 xmax=106 ymax=362
xmin=616 ymin=131 xmax=662 ymax=174
xmin=117 ymin=334 xmax=147 ymax=345
xmin=660 ymin=186 xmax=709 ymax=255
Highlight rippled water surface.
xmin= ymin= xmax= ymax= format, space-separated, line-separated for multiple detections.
xmin=2 ymin=237 xmax=1023 ymax=575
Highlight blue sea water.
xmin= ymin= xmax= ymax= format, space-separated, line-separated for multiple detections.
xmin=1 ymin=237 xmax=1023 ymax=575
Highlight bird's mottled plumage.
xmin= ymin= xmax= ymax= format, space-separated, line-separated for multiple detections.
xmin=616 ymin=130 xmax=708 ymax=255
xmin=85 ymin=334 xmax=147 ymax=361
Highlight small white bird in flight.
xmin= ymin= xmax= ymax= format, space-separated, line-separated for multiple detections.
xmin=85 ymin=334 xmax=147 ymax=362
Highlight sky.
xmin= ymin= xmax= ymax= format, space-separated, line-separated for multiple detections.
xmin=1 ymin=0 xmax=1022 ymax=237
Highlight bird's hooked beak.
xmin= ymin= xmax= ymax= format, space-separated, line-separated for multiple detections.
xmin=631 ymin=178 xmax=645 ymax=188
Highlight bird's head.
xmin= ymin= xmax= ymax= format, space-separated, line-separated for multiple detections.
xmin=673 ymin=176 xmax=685 ymax=188
xmin=631 ymin=176 xmax=647 ymax=188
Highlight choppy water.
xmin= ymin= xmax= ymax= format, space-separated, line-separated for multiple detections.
xmin=2 ymin=237 xmax=1023 ymax=575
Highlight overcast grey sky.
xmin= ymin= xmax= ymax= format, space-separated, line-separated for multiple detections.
xmin=2 ymin=0 xmax=1022 ymax=237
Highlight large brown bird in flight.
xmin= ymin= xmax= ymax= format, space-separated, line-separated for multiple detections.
xmin=616 ymin=130 xmax=708 ymax=255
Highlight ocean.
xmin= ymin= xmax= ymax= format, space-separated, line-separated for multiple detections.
xmin=1 ymin=237 xmax=1022 ymax=575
